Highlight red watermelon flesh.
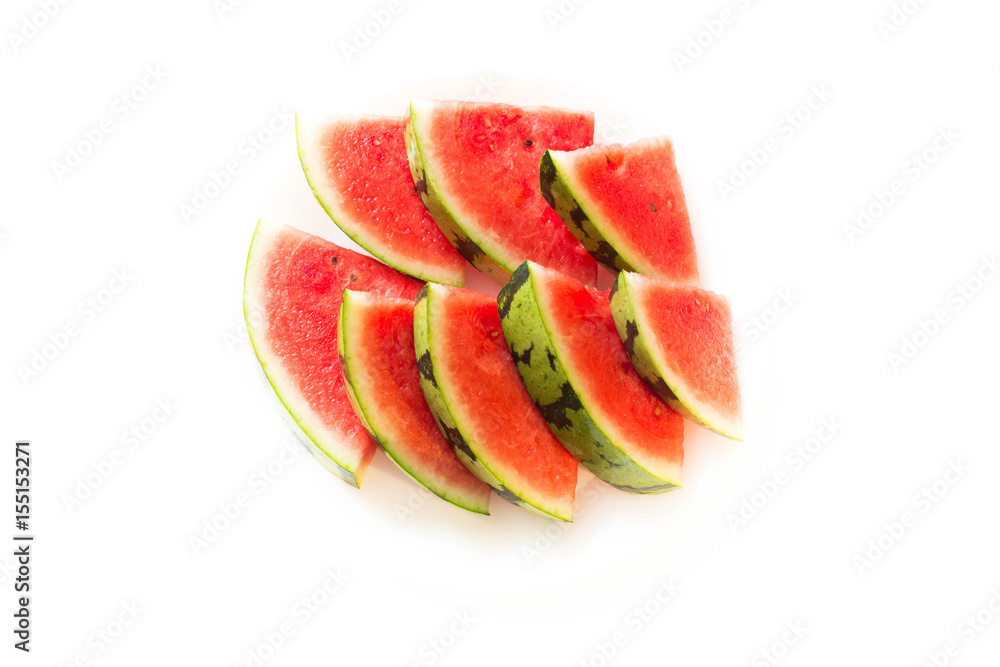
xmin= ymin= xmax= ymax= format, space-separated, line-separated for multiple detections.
xmin=542 ymin=275 xmax=684 ymax=466
xmin=243 ymin=220 xmax=424 ymax=487
xmin=297 ymin=115 xmax=465 ymax=285
xmin=337 ymin=291 xmax=491 ymax=513
xmin=417 ymin=284 xmax=578 ymax=520
xmin=541 ymin=136 xmax=699 ymax=283
xmin=611 ymin=272 xmax=742 ymax=440
xmin=406 ymin=100 xmax=598 ymax=286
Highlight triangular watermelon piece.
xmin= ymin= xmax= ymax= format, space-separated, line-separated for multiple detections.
xmin=296 ymin=114 xmax=465 ymax=286
xmin=338 ymin=290 xmax=491 ymax=514
xmin=540 ymin=137 xmax=699 ymax=283
xmin=498 ymin=261 xmax=684 ymax=493
xmin=413 ymin=283 xmax=578 ymax=521
xmin=610 ymin=272 xmax=742 ymax=441
xmin=243 ymin=220 xmax=425 ymax=486
xmin=405 ymin=100 xmax=598 ymax=286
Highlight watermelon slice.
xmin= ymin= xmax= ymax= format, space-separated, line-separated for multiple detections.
xmin=610 ymin=272 xmax=742 ymax=441
xmin=296 ymin=114 xmax=465 ymax=286
xmin=498 ymin=261 xmax=684 ymax=493
xmin=540 ymin=136 xmax=699 ymax=283
xmin=404 ymin=100 xmax=598 ymax=286
xmin=337 ymin=290 xmax=492 ymax=514
xmin=243 ymin=220 xmax=424 ymax=487
xmin=413 ymin=283 xmax=578 ymax=520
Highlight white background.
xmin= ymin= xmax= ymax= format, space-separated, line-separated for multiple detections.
xmin=3 ymin=0 xmax=1000 ymax=665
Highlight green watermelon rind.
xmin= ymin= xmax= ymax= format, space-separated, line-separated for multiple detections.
xmin=404 ymin=103 xmax=512 ymax=285
xmin=413 ymin=284 xmax=573 ymax=521
xmin=497 ymin=262 xmax=681 ymax=494
xmin=610 ymin=272 xmax=743 ymax=442
xmin=296 ymin=113 xmax=465 ymax=287
xmin=243 ymin=219 xmax=365 ymax=488
xmin=337 ymin=290 xmax=490 ymax=515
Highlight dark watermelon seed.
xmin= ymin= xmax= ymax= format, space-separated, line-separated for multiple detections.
xmin=523 ymin=139 xmax=534 ymax=147
xmin=649 ymin=203 xmax=657 ymax=212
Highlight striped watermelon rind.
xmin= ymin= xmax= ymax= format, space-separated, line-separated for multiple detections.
xmin=498 ymin=261 xmax=683 ymax=493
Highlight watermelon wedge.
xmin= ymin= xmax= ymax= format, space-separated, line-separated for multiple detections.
xmin=610 ymin=272 xmax=742 ymax=441
xmin=413 ymin=283 xmax=578 ymax=520
xmin=404 ymin=100 xmax=598 ymax=286
xmin=296 ymin=114 xmax=465 ymax=286
xmin=243 ymin=220 xmax=424 ymax=487
xmin=540 ymin=136 xmax=699 ymax=283
xmin=498 ymin=261 xmax=684 ymax=493
xmin=337 ymin=290 xmax=492 ymax=514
